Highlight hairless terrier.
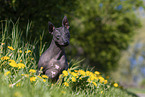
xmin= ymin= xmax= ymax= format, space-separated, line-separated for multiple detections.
xmin=37 ymin=16 xmax=70 ymax=81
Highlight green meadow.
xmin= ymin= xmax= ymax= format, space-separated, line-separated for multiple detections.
xmin=0 ymin=21 xmax=135 ymax=97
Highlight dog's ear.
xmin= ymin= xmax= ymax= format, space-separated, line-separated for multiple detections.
xmin=62 ymin=16 xmax=70 ymax=29
xmin=48 ymin=22 xmax=55 ymax=34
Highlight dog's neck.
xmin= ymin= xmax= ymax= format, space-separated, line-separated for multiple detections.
xmin=49 ymin=39 xmax=65 ymax=60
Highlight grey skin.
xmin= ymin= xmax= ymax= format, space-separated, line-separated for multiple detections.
xmin=37 ymin=16 xmax=70 ymax=81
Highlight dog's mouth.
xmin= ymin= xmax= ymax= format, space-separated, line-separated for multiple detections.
xmin=61 ymin=42 xmax=69 ymax=47
xmin=55 ymin=42 xmax=69 ymax=47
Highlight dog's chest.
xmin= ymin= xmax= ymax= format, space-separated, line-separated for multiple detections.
xmin=48 ymin=55 xmax=67 ymax=70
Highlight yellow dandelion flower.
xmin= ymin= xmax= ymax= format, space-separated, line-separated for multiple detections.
xmin=1 ymin=56 xmax=10 ymax=60
xmin=9 ymin=60 xmax=18 ymax=67
xmin=87 ymin=78 xmax=92 ymax=83
xmin=19 ymin=50 xmax=22 ymax=53
xmin=20 ymin=60 xmax=22 ymax=62
xmin=62 ymin=70 xmax=68 ymax=76
xmin=72 ymin=77 xmax=76 ymax=82
xmin=40 ymin=67 xmax=43 ymax=70
xmin=79 ymin=77 xmax=82 ymax=80
xmin=78 ymin=70 xmax=86 ymax=76
xmin=104 ymin=80 xmax=108 ymax=84
xmin=31 ymin=58 xmax=34 ymax=60
xmin=4 ymin=71 xmax=11 ymax=76
xmin=114 ymin=83 xmax=118 ymax=87
xmin=98 ymin=76 xmax=104 ymax=83
xmin=64 ymin=82 xmax=69 ymax=87
xmin=101 ymin=91 xmax=103 ymax=94
xmin=71 ymin=72 xmax=78 ymax=77
xmin=43 ymin=79 xmax=46 ymax=82
xmin=17 ymin=63 xmax=25 ymax=69
xmin=89 ymin=75 xmax=96 ymax=81
xmin=16 ymin=83 xmax=21 ymax=87
xmin=74 ymin=70 xmax=78 ymax=72
xmin=95 ymin=71 xmax=100 ymax=75
xmin=61 ymin=91 xmax=66 ymax=94
xmin=92 ymin=82 xmax=97 ymax=86
xmin=25 ymin=50 xmax=31 ymax=53
xmin=9 ymin=60 xmax=15 ymax=62
xmin=30 ymin=77 xmax=37 ymax=82
xmin=8 ymin=46 xmax=15 ymax=50
xmin=29 ymin=69 xmax=36 ymax=73
xmin=94 ymin=76 xmax=99 ymax=80
xmin=86 ymin=71 xmax=93 ymax=76
xmin=37 ymin=75 xmax=42 ymax=79
xmin=41 ymin=75 xmax=48 ymax=79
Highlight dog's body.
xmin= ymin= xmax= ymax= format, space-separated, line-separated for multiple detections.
xmin=37 ymin=16 xmax=70 ymax=81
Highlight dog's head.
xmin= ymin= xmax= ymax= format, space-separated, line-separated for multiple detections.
xmin=48 ymin=16 xmax=70 ymax=47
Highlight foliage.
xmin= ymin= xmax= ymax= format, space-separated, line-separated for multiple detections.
xmin=111 ymin=19 xmax=145 ymax=86
xmin=140 ymin=78 xmax=145 ymax=88
xmin=0 ymin=20 xmax=134 ymax=97
xmin=70 ymin=0 xmax=144 ymax=72
xmin=0 ymin=0 xmax=77 ymax=40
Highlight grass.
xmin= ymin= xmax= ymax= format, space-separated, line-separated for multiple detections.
xmin=127 ymin=88 xmax=145 ymax=94
xmin=0 ymin=79 xmax=133 ymax=97
xmin=0 ymin=20 xmax=136 ymax=97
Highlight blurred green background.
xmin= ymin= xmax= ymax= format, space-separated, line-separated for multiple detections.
xmin=1 ymin=0 xmax=145 ymax=90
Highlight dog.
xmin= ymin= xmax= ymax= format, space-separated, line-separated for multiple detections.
xmin=37 ymin=16 xmax=70 ymax=81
